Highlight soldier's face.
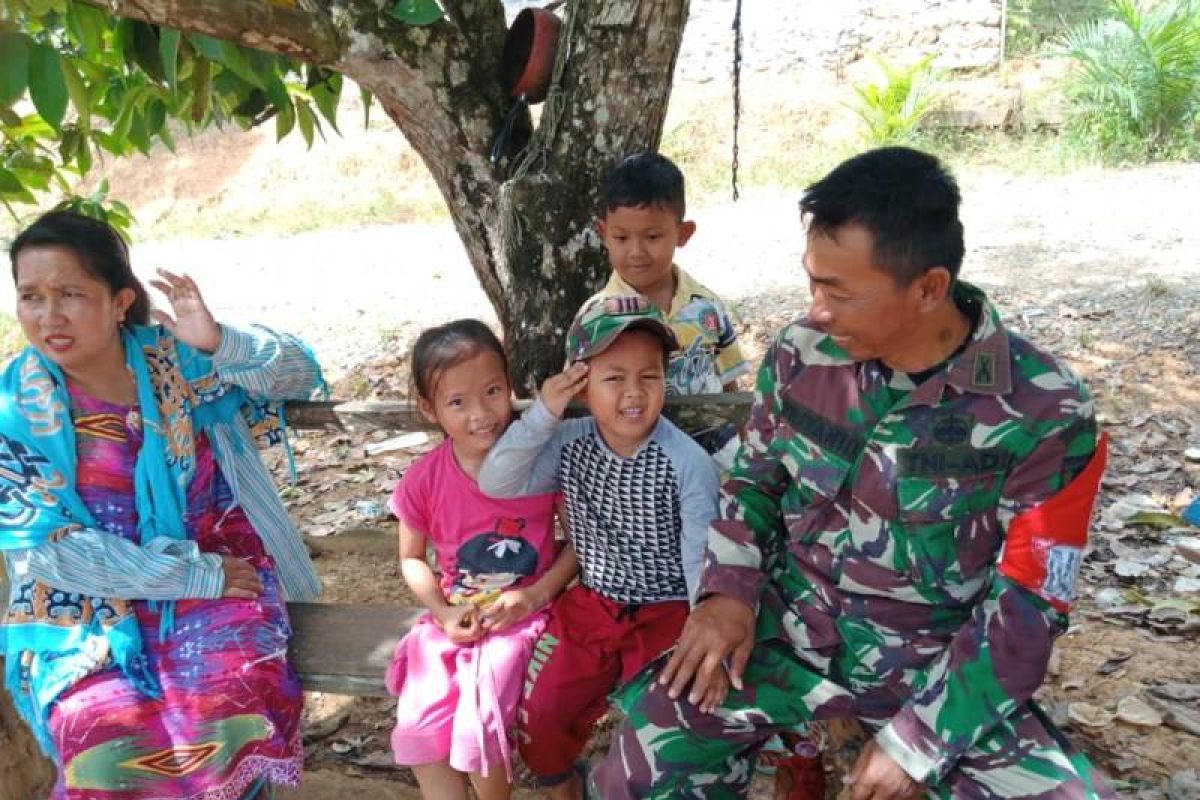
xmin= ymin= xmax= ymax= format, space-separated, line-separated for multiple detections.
xmin=803 ymin=223 xmax=926 ymax=362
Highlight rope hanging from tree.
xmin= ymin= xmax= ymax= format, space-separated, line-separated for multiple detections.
xmin=731 ymin=0 xmax=743 ymax=201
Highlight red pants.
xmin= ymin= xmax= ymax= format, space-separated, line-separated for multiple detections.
xmin=517 ymin=585 xmax=688 ymax=784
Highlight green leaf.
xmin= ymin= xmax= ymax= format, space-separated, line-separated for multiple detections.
xmin=390 ymin=0 xmax=444 ymax=26
xmin=275 ymin=100 xmax=295 ymax=141
xmin=310 ymin=71 xmax=342 ymax=133
xmin=160 ymin=28 xmax=181 ymax=92
xmin=28 ymin=44 xmax=69 ymax=130
xmin=131 ymin=22 xmax=166 ymax=83
xmin=145 ymin=98 xmax=167 ymax=136
xmin=360 ymin=84 xmax=373 ymax=128
xmin=158 ymin=120 xmax=176 ymax=152
xmin=60 ymin=55 xmax=90 ymax=131
xmin=0 ymin=167 xmax=36 ymax=204
xmin=190 ymin=56 xmax=211 ymax=122
xmin=187 ymin=33 xmax=224 ymax=62
xmin=1127 ymin=511 xmax=1188 ymax=529
xmin=0 ymin=31 xmax=31 ymax=107
xmin=66 ymin=2 xmax=109 ymax=55
xmin=218 ymin=41 xmax=268 ymax=90
xmin=295 ymin=99 xmax=315 ymax=148
xmin=127 ymin=110 xmax=152 ymax=154
xmin=75 ymin=138 xmax=92 ymax=173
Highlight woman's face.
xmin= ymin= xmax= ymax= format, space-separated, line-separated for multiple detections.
xmin=14 ymin=245 xmax=133 ymax=374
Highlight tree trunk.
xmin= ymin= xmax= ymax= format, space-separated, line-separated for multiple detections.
xmin=85 ymin=0 xmax=690 ymax=395
xmin=0 ymin=670 xmax=56 ymax=800
xmin=346 ymin=0 xmax=689 ymax=394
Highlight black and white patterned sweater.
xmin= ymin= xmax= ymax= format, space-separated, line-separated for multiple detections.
xmin=478 ymin=398 xmax=720 ymax=604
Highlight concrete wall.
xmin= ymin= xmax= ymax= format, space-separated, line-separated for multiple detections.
xmin=504 ymin=0 xmax=1004 ymax=81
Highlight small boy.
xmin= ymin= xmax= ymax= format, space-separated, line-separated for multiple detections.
xmin=587 ymin=152 xmax=749 ymax=396
xmin=479 ymin=295 xmax=720 ymax=800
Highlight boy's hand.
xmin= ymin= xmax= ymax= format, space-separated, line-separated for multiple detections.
xmin=539 ymin=362 xmax=589 ymax=418
xmin=434 ymin=605 xmax=483 ymax=644
xmin=482 ymin=587 xmax=543 ymax=632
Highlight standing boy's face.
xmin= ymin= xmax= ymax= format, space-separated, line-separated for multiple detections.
xmin=597 ymin=204 xmax=696 ymax=299
xmin=582 ymin=329 xmax=667 ymax=458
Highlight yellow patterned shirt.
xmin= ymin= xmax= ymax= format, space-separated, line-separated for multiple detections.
xmin=588 ymin=266 xmax=749 ymax=395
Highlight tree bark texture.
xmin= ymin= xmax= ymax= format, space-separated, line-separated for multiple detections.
xmin=85 ymin=0 xmax=690 ymax=394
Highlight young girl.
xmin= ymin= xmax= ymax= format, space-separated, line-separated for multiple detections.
xmin=385 ymin=320 xmax=578 ymax=800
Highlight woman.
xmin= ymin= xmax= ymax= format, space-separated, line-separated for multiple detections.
xmin=0 ymin=210 xmax=323 ymax=800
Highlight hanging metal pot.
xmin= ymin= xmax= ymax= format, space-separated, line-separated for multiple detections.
xmin=500 ymin=7 xmax=563 ymax=104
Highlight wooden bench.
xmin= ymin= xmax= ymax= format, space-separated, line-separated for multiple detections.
xmin=282 ymin=393 xmax=754 ymax=696
xmin=284 ymin=392 xmax=754 ymax=434
xmin=286 ymin=602 xmax=419 ymax=696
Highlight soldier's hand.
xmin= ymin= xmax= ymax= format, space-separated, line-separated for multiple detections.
xmin=845 ymin=740 xmax=923 ymax=800
xmin=658 ymin=594 xmax=755 ymax=708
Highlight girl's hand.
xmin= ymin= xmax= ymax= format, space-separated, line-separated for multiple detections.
xmin=434 ymin=604 xmax=483 ymax=644
xmin=149 ymin=269 xmax=222 ymax=353
xmin=539 ymin=362 xmax=588 ymax=418
xmin=482 ymin=587 xmax=543 ymax=632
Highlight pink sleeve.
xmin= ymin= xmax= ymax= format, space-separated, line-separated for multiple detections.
xmin=390 ymin=456 xmax=431 ymax=534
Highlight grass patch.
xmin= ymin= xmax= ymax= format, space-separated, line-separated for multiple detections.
xmin=1007 ymin=0 xmax=1112 ymax=56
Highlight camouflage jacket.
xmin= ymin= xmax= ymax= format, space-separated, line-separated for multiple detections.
xmin=699 ymin=282 xmax=1098 ymax=784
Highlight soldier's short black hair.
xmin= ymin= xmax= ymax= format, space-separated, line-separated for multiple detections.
xmin=601 ymin=152 xmax=686 ymax=220
xmin=800 ymin=147 xmax=964 ymax=285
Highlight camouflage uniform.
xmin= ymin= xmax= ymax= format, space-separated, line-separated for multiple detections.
xmin=591 ymin=283 xmax=1116 ymax=799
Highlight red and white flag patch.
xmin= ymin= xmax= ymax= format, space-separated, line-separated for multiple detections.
xmin=998 ymin=433 xmax=1109 ymax=612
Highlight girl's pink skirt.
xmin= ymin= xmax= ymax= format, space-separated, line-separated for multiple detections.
xmin=386 ymin=611 xmax=547 ymax=778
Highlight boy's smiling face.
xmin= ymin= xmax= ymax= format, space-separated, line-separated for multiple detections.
xmin=582 ymin=328 xmax=667 ymax=458
xmin=598 ymin=203 xmax=696 ymax=301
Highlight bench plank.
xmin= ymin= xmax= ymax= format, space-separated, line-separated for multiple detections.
xmin=285 ymin=393 xmax=754 ymax=436
xmin=287 ymin=603 xmax=421 ymax=696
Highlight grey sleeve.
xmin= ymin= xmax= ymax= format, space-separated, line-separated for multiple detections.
xmin=478 ymin=398 xmax=581 ymax=497
xmin=658 ymin=424 xmax=722 ymax=603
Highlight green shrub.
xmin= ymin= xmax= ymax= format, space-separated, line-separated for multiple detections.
xmin=1007 ymin=0 xmax=1111 ymax=56
xmin=1059 ymin=0 xmax=1200 ymax=161
xmin=849 ymin=55 xmax=942 ymax=146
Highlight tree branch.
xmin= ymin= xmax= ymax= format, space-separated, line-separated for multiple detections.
xmin=78 ymin=0 xmax=344 ymax=63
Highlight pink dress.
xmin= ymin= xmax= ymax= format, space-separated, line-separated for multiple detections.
xmin=385 ymin=440 xmax=559 ymax=778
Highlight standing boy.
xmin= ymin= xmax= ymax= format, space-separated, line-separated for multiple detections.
xmin=479 ymin=295 xmax=720 ymax=800
xmin=587 ymin=152 xmax=749 ymax=397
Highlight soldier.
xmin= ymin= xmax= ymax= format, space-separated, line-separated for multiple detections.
xmin=590 ymin=147 xmax=1114 ymax=800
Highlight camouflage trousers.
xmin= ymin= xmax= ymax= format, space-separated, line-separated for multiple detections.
xmin=590 ymin=639 xmax=1116 ymax=800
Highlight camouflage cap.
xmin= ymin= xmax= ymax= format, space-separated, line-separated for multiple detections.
xmin=565 ymin=294 xmax=679 ymax=362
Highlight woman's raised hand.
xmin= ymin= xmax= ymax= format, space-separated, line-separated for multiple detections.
xmin=539 ymin=361 xmax=589 ymax=418
xmin=149 ymin=268 xmax=222 ymax=353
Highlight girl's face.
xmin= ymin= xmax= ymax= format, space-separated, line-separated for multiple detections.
xmin=418 ymin=348 xmax=513 ymax=470
xmin=14 ymin=245 xmax=133 ymax=374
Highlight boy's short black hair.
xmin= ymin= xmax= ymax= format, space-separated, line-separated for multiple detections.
xmin=800 ymin=146 xmax=965 ymax=286
xmin=601 ymin=152 xmax=687 ymax=220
